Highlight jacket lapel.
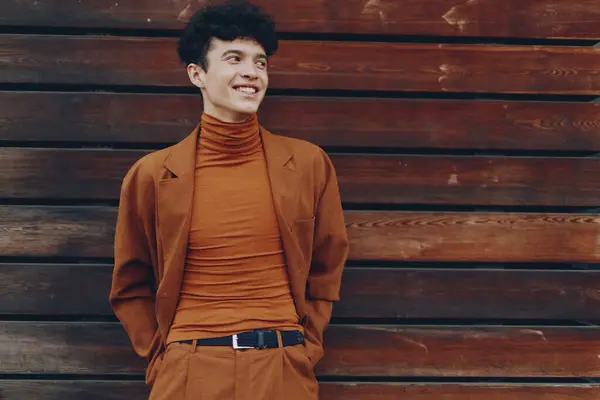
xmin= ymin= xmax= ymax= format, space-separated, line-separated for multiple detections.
xmin=155 ymin=125 xmax=198 ymax=338
xmin=261 ymin=127 xmax=307 ymax=316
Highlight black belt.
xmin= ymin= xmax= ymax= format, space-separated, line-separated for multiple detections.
xmin=178 ymin=329 xmax=304 ymax=350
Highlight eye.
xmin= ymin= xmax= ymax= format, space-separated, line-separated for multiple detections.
xmin=256 ymin=60 xmax=267 ymax=69
xmin=226 ymin=56 xmax=241 ymax=63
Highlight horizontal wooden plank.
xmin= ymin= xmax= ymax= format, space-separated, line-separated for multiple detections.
xmin=4 ymin=92 xmax=600 ymax=151
xmin=1 ymin=0 xmax=599 ymax=39
xmin=0 ymin=264 xmax=113 ymax=315
xmin=345 ymin=211 xmax=600 ymax=262
xmin=0 ymin=380 xmax=149 ymax=400
xmin=321 ymin=383 xmax=600 ymax=399
xmin=5 ymin=148 xmax=600 ymax=206
xmin=338 ymin=268 xmax=600 ymax=319
xmin=336 ymin=155 xmax=600 ymax=206
xmin=2 ymin=381 xmax=600 ymax=400
xmin=4 ymin=264 xmax=600 ymax=320
xmin=322 ymin=325 xmax=600 ymax=376
xmin=3 ymin=36 xmax=600 ymax=94
xmin=0 ymin=206 xmax=115 ymax=259
xmin=1 ymin=322 xmax=599 ymax=377
xmin=0 ymin=148 xmax=135 ymax=200
xmin=2 ymin=206 xmax=600 ymax=262
xmin=0 ymin=322 xmax=146 ymax=375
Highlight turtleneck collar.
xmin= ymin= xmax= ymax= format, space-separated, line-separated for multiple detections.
xmin=198 ymin=112 xmax=261 ymax=154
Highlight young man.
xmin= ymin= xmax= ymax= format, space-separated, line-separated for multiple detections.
xmin=109 ymin=0 xmax=348 ymax=398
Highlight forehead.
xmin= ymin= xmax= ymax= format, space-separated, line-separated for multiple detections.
xmin=207 ymin=37 xmax=266 ymax=57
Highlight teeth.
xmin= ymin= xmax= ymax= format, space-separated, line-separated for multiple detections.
xmin=235 ymin=87 xmax=257 ymax=94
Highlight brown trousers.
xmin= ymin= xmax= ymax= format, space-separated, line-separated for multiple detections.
xmin=149 ymin=340 xmax=319 ymax=400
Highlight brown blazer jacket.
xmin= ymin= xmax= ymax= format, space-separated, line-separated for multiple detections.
xmin=109 ymin=123 xmax=349 ymax=385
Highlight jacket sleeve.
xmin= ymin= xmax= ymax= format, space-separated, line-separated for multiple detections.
xmin=109 ymin=162 xmax=159 ymax=361
xmin=304 ymin=148 xmax=349 ymax=367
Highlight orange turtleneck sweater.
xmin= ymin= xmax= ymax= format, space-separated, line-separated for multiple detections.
xmin=166 ymin=113 xmax=301 ymax=344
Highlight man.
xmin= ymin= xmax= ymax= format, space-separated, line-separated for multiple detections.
xmin=109 ymin=0 xmax=349 ymax=399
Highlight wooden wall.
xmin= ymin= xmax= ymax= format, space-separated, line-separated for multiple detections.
xmin=2 ymin=0 xmax=600 ymax=399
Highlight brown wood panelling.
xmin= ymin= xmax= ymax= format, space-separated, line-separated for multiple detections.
xmin=0 ymin=264 xmax=113 ymax=315
xmin=3 ymin=36 xmax=600 ymax=94
xmin=4 ymin=92 xmax=600 ymax=151
xmin=3 ymin=264 xmax=600 ymax=320
xmin=0 ymin=148 xmax=137 ymax=200
xmin=0 ymin=322 xmax=145 ymax=374
xmin=333 ymin=155 xmax=600 ymax=206
xmin=321 ymin=383 xmax=600 ymax=399
xmin=337 ymin=268 xmax=600 ymax=319
xmin=1 ymin=0 xmax=599 ymax=39
xmin=2 ymin=381 xmax=599 ymax=400
xmin=5 ymin=148 xmax=600 ymax=206
xmin=321 ymin=325 xmax=600 ymax=377
xmin=345 ymin=211 xmax=600 ymax=262
xmin=0 ymin=381 xmax=149 ymax=400
xmin=3 ymin=206 xmax=600 ymax=262
xmin=0 ymin=206 xmax=115 ymax=259
xmin=2 ymin=322 xmax=599 ymax=377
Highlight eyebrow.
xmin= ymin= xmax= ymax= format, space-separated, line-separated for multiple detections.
xmin=221 ymin=49 xmax=267 ymax=59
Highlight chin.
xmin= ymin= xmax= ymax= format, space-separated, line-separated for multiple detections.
xmin=234 ymin=105 xmax=260 ymax=115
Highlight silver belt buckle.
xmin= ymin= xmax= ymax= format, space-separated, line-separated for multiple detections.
xmin=232 ymin=334 xmax=253 ymax=350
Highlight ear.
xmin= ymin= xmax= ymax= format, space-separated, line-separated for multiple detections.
xmin=186 ymin=63 xmax=206 ymax=89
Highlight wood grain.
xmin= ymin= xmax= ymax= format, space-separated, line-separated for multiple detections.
xmin=3 ymin=36 xmax=600 ymax=94
xmin=345 ymin=211 xmax=600 ymax=262
xmin=0 ymin=206 xmax=114 ymax=259
xmin=1 ymin=322 xmax=599 ymax=377
xmin=1 ymin=0 xmax=599 ymax=39
xmin=2 ymin=206 xmax=600 ymax=262
xmin=335 ymin=155 xmax=600 ymax=206
xmin=320 ymin=383 xmax=600 ymax=399
xmin=0 ymin=381 xmax=149 ymax=400
xmin=1 ymin=381 xmax=599 ymax=400
xmin=3 ymin=264 xmax=600 ymax=320
xmin=321 ymin=325 xmax=600 ymax=377
xmin=0 ymin=263 xmax=113 ymax=315
xmin=5 ymin=148 xmax=600 ymax=206
xmin=0 ymin=148 xmax=138 ymax=200
xmin=337 ymin=268 xmax=600 ymax=320
xmin=0 ymin=322 xmax=145 ymax=375
xmin=4 ymin=92 xmax=600 ymax=151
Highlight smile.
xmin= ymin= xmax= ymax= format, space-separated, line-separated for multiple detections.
xmin=233 ymin=86 xmax=259 ymax=95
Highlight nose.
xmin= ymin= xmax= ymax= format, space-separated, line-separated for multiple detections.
xmin=240 ymin=61 xmax=259 ymax=79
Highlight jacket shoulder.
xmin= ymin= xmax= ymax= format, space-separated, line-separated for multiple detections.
xmin=277 ymin=135 xmax=337 ymax=198
xmin=278 ymin=135 xmax=330 ymax=166
xmin=120 ymin=146 xmax=172 ymax=195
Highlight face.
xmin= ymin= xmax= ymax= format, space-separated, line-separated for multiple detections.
xmin=187 ymin=37 xmax=269 ymax=123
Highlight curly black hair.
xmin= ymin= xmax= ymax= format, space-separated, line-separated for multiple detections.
xmin=177 ymin=0 xmax=278 ymax=70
